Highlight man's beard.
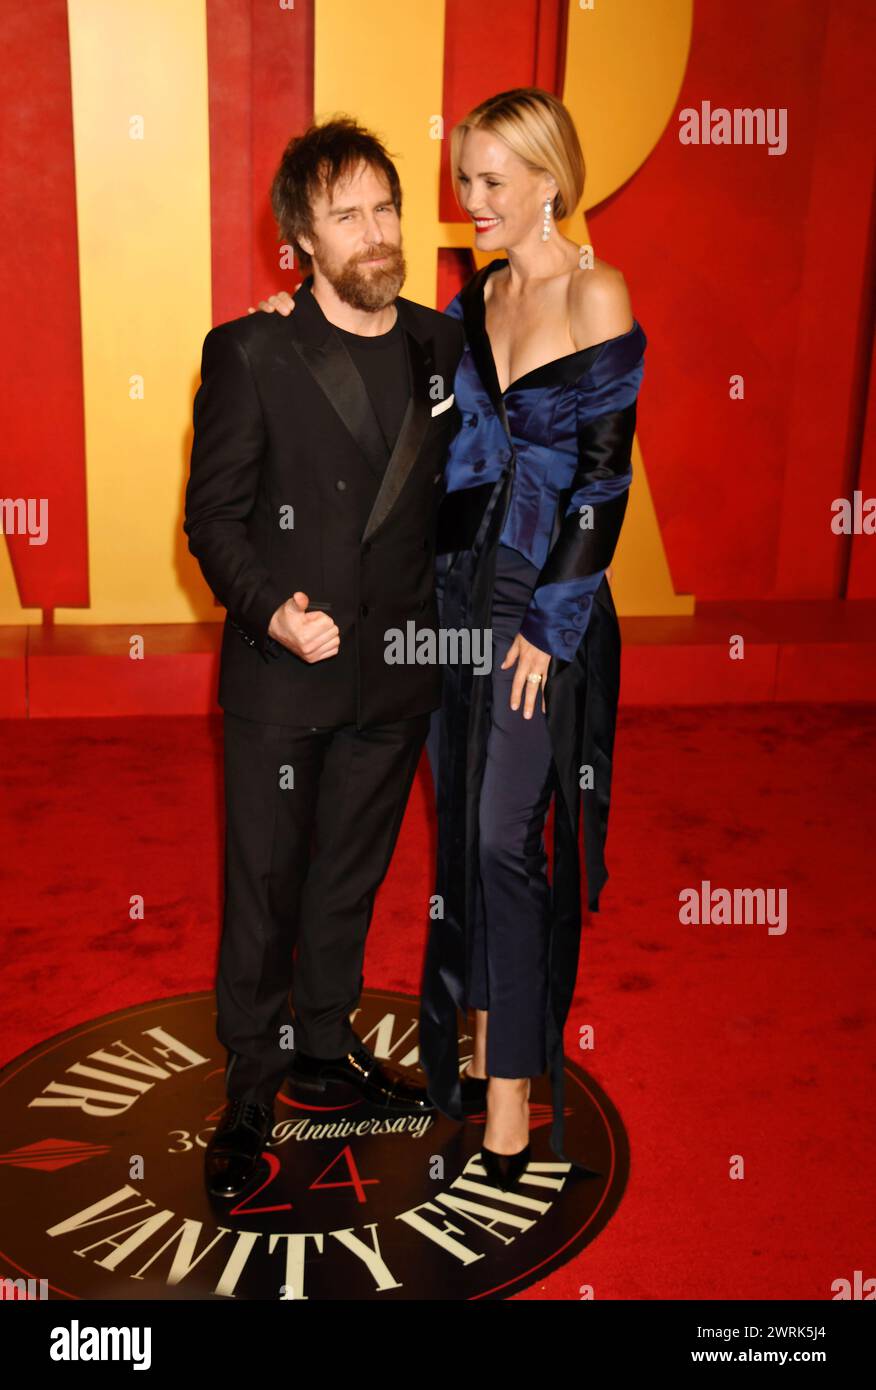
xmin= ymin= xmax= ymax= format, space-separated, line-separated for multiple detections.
xmin=316 ymin=240 xmax=407 ymax=310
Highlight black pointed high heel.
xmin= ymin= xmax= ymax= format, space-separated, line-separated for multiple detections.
xmin=480 ymin=1140 xmax=531 ymax=1191
xmin=480 ymin=1075 xmax=531 ymax=1189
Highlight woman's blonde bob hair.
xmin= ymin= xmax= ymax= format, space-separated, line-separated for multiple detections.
xmin=449 ymin=87 xmax=585 ymax=221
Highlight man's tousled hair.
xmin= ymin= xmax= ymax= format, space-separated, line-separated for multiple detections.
xmin=270 ymin=117 xmax=402 ymax=272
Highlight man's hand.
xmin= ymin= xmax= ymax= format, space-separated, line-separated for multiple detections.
xmin=501 ymin=633 xmax=550 ymax=718
xmin=248 ymin=291 xmax=296 ymax=316
xmin=269 ymin=592 xmax=339 ymax=662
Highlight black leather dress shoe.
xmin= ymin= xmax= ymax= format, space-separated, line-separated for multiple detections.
xmin=205 ymin=1098 xmax=274 ymax=1199
xmin=287 ymin=1041 xmax=433 ymax=1114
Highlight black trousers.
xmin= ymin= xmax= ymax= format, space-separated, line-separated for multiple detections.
xmin=218 ymin=708 xmax=430 ymax=1105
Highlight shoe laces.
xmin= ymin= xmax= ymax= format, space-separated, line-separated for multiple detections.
xmin=227 ymin=1098 xmax=270 ymax=1133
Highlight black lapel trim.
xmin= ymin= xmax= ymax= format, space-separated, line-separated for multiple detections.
xmin=361 ymin=329 xmax=434 ymax=542
xmin=459 ymin=259 xmax=513 ymax=439
xmin=285 ymin=330 xmax=389 ymax=480
xmin=460 ymin=259 xmax=517 ymax=536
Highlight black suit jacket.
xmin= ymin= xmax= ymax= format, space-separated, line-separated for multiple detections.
xmin=183 ymin=277 xmax=466 ymax=727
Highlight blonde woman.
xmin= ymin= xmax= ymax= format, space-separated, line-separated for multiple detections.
xmin=420 ymin=87 xmax=646 ymax=1189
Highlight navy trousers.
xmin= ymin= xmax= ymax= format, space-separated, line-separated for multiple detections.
xmin=428 ymin=543 xmax=556 ymax=1078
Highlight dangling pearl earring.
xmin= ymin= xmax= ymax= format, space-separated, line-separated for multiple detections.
xmin=541 ymin=197 xmax=553 ymax=241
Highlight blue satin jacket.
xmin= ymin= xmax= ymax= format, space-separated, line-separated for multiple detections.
xmin=442 ymin=260 xmax=646 ymax=660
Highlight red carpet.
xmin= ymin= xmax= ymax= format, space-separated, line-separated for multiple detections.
xmin=2 ymin=704 xmax=874 ymax=1299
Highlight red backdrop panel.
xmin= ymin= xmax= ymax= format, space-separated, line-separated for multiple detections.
xmin=0 ymin=1 xmax=88 ymax=614
xmin=590 ymin=0 xmax=875 ymax=601
xmin=206 ymin=0 xmax=314 ymax=324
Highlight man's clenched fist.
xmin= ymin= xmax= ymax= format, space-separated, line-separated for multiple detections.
xmin=269 ymin=592 xmax=340 ymax=662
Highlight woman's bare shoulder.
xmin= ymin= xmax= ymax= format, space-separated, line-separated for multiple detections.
xmin=568 ymin=256 xmax=634 ymax=350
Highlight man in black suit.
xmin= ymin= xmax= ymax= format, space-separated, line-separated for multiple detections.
xmin=183 ymin=118 xmax=464 ymax=1198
